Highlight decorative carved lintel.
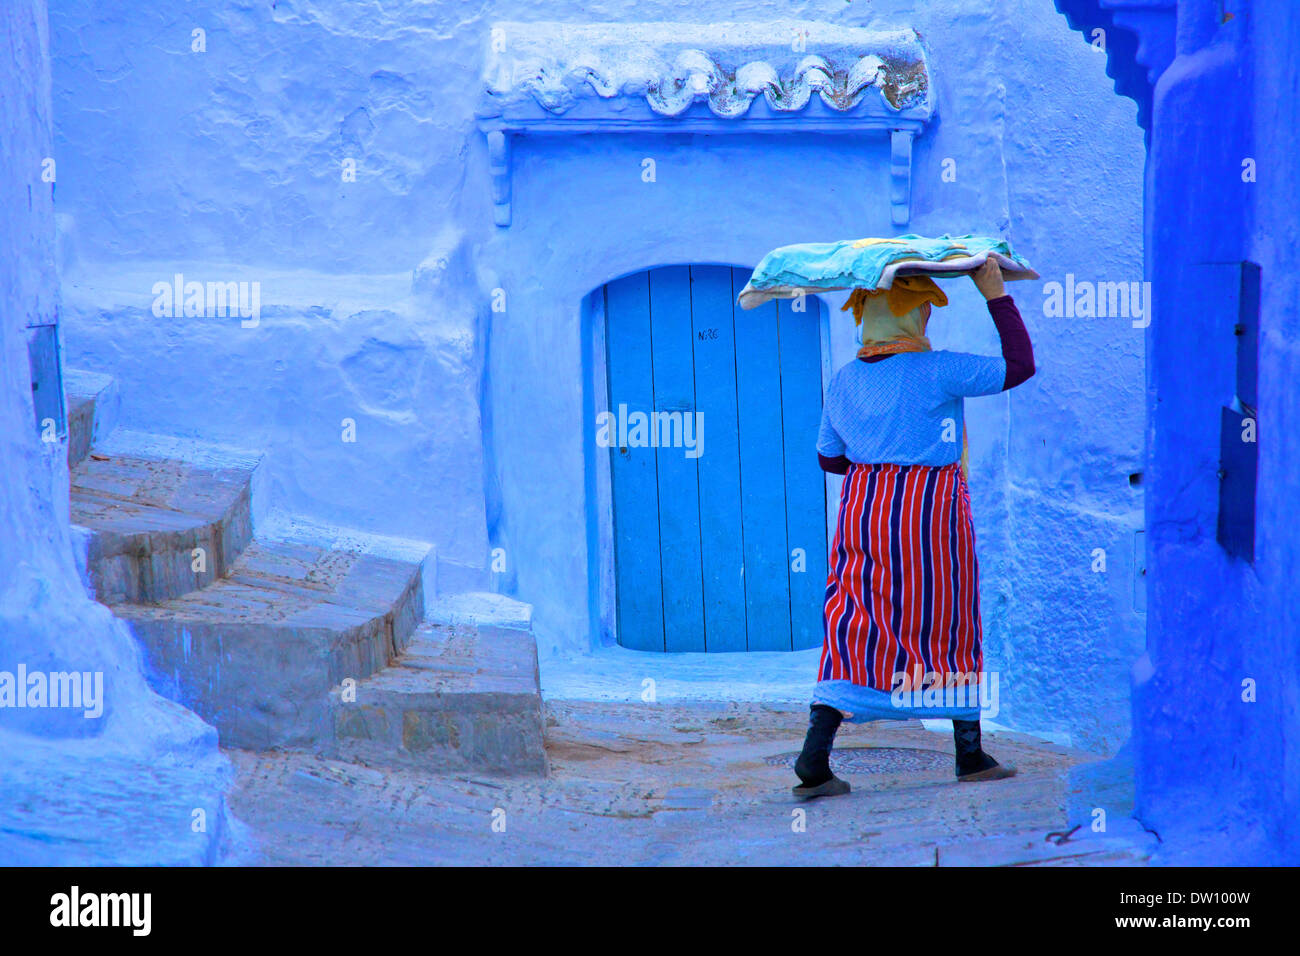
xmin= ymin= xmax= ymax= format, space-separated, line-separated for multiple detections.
xmin=477 ymin=22 xmax=935 ymax=228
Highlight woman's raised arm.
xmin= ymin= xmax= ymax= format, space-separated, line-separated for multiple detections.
xmin=972 ymin=259 xmax=1035 ymax=390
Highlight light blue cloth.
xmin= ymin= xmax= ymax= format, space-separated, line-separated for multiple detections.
xmin=817 ymin=351 xmax=1006 ymax=466
xmin=813 ymin=680 xmax=984 ymax=722
xmin=737 ymin=233 xmax=1038 ymax=308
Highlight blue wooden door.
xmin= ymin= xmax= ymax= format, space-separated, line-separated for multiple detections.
xmin=605 ymin=265 xmax=826 ymax=652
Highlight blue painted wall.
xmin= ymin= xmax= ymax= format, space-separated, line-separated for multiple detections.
xmin=1132 ymin=0 xmax=1298 ymax=865
xmin=1054 ymin=0 xmax=1300 ymax=865
xmin=1 ymin=0 xmax=230 ymax=865
xmin=49 ymin=1 xmax=1146 ymax=753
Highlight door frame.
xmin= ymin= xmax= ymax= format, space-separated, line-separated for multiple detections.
xmin=581 ymin=264 xmax=836 ymax=652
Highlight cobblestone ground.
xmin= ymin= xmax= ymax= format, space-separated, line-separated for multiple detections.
xmin=225 ymin=700 xmax=1150 ymax=866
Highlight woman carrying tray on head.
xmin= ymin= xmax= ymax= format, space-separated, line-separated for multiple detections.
xmin=793 ymin=258 xmax=1036 ymax=799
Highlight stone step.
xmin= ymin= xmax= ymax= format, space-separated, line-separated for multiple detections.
xmin=124 ymin=538 xmax=426 ymax=752
xmin=63 ymin=368 xmax=120 ymax=468
xmin=428 ymin=591 xmax=534 ymax=631
xmin=70 ymin=444 xmax=255 ymax=604
xmin=327 ymin=622 xmax=547 ymax=776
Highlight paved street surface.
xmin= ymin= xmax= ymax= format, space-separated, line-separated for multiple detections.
xmin=226 ymin=700 xmax=1153 ymax=866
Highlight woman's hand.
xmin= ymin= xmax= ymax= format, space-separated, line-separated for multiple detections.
xmin=970 ymin=258 xmax=1006 ymax=301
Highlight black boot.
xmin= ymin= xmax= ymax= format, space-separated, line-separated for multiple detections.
xmin=792 ymin=704 xmax=851 ymax=799
xmin=952 ymin=718 xmax=1016 ymax=782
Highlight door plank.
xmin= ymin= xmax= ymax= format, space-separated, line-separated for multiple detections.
xmin=648 ymin=266 xmax=707 ymax=652
xmin=733 ymin=273 xmax=792 ymax=651
xmin=689 ymin=265 xmax=747 ymax=652
xmin=778 ymin=298 xmax=829 ymax=650
xmin=605 ymin=272 xmax=666 ymax=652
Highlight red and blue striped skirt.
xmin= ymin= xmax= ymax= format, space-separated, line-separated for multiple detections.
xmin=816 ymin=461 xmax=984 ymax=718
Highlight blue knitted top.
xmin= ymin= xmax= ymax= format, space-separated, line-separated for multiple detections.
xmin=816 ymin=351 xmax=1006 ymax=467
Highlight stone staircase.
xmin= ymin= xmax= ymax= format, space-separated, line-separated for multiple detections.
xmin=71 ymin=440 xmax=254 ymax=604
xmin=64 ymin=369 xmax=546 ymax=774
xmin=130 ymin=538 xmax=425 ymax=751
xmin=328 ymin=622 xmax=547 ymax=775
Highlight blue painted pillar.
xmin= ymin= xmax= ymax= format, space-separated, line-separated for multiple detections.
xmin=1135 ymin=0 xmax=1297 ymax=862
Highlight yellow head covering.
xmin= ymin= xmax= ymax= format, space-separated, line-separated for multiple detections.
xmin=854 ymin=274 xmax=950 ymax=318
xmin=841 ymin=275 xmax=948 ymax=354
